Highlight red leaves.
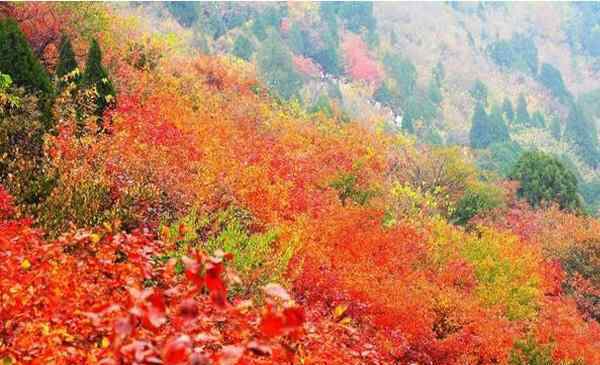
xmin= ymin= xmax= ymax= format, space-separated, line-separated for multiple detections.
xmin=183 ymin=250 xmax=229 ymax=308
xmin=0 ymin=186 xmax=14 ymax=219
xmin=206 ymin=258 xmax=227 ymax=308
xmin=128 ymin=287 xmax=167 ymax=330
xmin=177 ymin=299 xmax=199 ymax=322
xmin=260 ymin=309 xmax=286 ymax=338
xmin=163 ymin=335 xmax=192 ymax=365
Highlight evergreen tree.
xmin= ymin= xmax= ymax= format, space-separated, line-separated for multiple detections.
xmin=516 ymin=94 xmax=530 ymax=125
xmin=502 ymin=97 xmax=514 ymax=122
xmin=531 ymin=111 xmax=545 ymax=128
xmin=373 ymin=82 xmax=395 ymax=107
xmin=427 ymin=79 xmax=443 ymax=106
xmin=83 ymin=39 xmax=116 ymax=120
xmin=470 ymin=79 xmax=488 ymax=106
xmin=539 ymin=63 xmax=571 ymax=104
xmin=56 ymin=35 xmax=78 ymax=79
xmin=433 ymin=61 xmax=445 ymax=86
xmin=401 ymin=107 xmax=415 ymax=134
xmin=256 ymin=31 xmax=302 ymax=100
xmin=550 ymin=115 xmax=561 ymax=140
xmin=489 ymin=105 xmax=511 ymax=143
xmin=232 ymin=35 xmax=254 ymax=61
xmin=565 ymin=103 xmax=599 ymax=167
xmin=0 ymin=18 xmax=53 ymax=126
xmin=469 ymin=102 xmax=490 ymax=149
xmin=509 ymin=151 xmax=581 ymax=211
xmin=0 ymin=19 xmax=51 ymax=94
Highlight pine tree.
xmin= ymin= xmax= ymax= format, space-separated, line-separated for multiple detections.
xmin=256 ymin=31 xmax=302 ymax=100
xmin=56 ymin=35 xmax=79 ymax=80
xmin=401 ymin=108 xmax=415 ymax=134
xmin=83 ymin=39 xmax=115 ymax=120
xmin=531 ymin=111 xmax=545 ymax=128
xmin=0 ymin=19 xmax=51 ymax=94
xmin=565 ymin=103 xmax=599 ymax=167
xmin=0 ymin=18 xmax=53 ymax=126
xmin=489 ymin=105 xmax=510 ymax=144
xmin=502 ymin=97 xmax=514 ymax=122
xmin=469 ymin=102 xmax=490 ymax=149
xmin=516 ymin=94 xmax=530 ymax=125
xmin=232 ymin=35 xmax=254 ymax=61
xmin=470 ymin=79 xmax=488 ymax=106
xmin=550 ymin=115 xmax=561 ymax=140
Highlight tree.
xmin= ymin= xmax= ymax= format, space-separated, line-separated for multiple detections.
xmin=489 ymin=105 xmax=510 ymax=143
xmin=531 ymin=111 xmax=545 ymax=128
xmin=401 ymin=107 xmax=415 ymax=134
xmin=515 ymin=94 xmax=530 ymax=125
xmin=469 ymin=102 xmax=510 ymax=149
xmin=383 ymin=53 xmax=416 ymax=102
xmin=539 ymin=63 xmax=571 ymax=104
xmin=565 ymin=103 xmax=599 ymax=167
xmin=502 ymin=97 xmax=514 ymax=122
xmin=232 ymin=35 xmax=254 ymax=61
xmin=83 ymin=39 xmax=115 ymax=120
xmin=509 ymin=150 xmax=581 ymax=211
xmin=452 ymin=183 xmax=504 ymax=225
xmin=471 ymin=104 xmax=510 ymax=149
xmin=0 ymin=18 xmax=52 ymax=125
xmin=470 ymin=79 xmax=488 ymax=106
xmin=373 ymin=82 xmax=395 ymax=107
xmin=550 ymin=115 xmax=561 ymax=140
xmin=256 ymin=31 xmax=302 ymax=100
xmin=433 ymin=61 xmax=445 ymax=86
xmin=0 ymin=18 xmax=51 ymax=94
xmin=56 ymin=34 xmax=78 ymax=79
xmin=427 ymin=79 xmax=442 ymax=105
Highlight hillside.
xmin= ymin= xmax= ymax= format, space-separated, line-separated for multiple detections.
xmin=132 ymin=2 xmax=600 ymax=213
xmin=0 ymin=3 xmax=599 ymax=365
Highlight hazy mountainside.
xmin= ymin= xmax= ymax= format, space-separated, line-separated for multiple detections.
xmin=131 ymin=1 xmax=600 ymax=213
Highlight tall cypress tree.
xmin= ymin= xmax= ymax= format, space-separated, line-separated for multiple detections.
xmin=469 ymin=102 xmax=490 ymax=149
xmin=83 ymin=39 xmax=115 ymax=120
xmin=565 ymin=103 xmax=599 ymax=167
xmin=0 ymin=18 xmax=53 ymax=126
xmin=489 ymin=105 xmax=511 ymax=144
xmin=516 ymin=94 xmax=530 ymax=125
xmin=56 ymin=35 xmax=79 ymax=80
xmin=0 ymin=19 xmax=51 ymax=94
xmin=401 ymin=107 xmax=415 ymax=134
xmin=502 ymin=97 xmax=514 ymax=122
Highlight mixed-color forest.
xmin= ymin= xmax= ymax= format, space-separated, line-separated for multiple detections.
xmin=0 ymin=2 xmax=599 ymax=365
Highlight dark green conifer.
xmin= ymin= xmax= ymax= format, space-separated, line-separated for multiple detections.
xmin=0 ymin=18 xmax=53 ymax=126
xmin=83 ymin=39 xmax=115 ymax=120
xmin=56 ymin=35 xmax=79 ymax=80
xmin=516 ymin=94 xmax=530 ymax=125
xmin=469 ymin=103 xmax=490 ymax=149
xmin=502 ymin=97 xmax=514 ymax=122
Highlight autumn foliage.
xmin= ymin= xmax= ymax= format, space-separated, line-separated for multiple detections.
xmin=1 ymin=3 xmax=599 ymax=365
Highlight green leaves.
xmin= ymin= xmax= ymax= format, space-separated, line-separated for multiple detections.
xmin=510 ymin=151 xmax=581 ymax=211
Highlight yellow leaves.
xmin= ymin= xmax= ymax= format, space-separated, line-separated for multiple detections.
xmin=20 ymin=258 xmax=31 ymax=270
xmin=41 ymin=323 xmax=50 ymax=336
xmin=332 ymin=304 xmax=352 ymax=325
xmin=89 ymin=233 xmax=102 ymax=244
xmin=100 ymin=336 xmax=110 ymax=348
xmin=333 ymin=304 xmax=348 ymax=319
